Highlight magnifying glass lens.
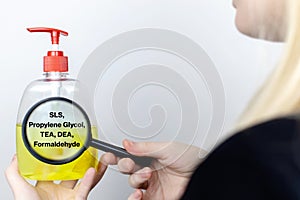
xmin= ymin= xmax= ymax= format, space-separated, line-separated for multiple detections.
xmin=23 ymin=97 xmax=152 ymax=167
xmin=23 ymin=98 xmax=91 ymax=164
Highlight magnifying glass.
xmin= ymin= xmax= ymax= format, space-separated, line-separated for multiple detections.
xmin=22 ymin=97 xmax=152 ymax=167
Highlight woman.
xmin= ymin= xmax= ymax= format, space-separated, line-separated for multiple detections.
xmin=6 ymin=0 xmax=297 ymax=199
xmin=103 ymin=0 xmax=300 ymax=199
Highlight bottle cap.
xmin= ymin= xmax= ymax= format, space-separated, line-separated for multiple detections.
xmin=27 ymin=27 xmax=68 ymax=72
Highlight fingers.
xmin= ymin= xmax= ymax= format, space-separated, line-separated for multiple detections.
xmin=101 ymin=152 xmax=140 ymax=174
xmin=101 ymin=152 xmax=119 ymax=165
xmin=118 ymin=158 xmax=139 ymax=174
xmin=123 ymin=139 xmax=169 ymax=159
xmin=5 ymin=155 xmax=32 ymax=194
xmin=128 ymin=167 xmax=152 ymax=189
xmin=128 ymin=189 xmax=143 ymax=200
xmin=102 ymin=141 xmax=163 ymax=176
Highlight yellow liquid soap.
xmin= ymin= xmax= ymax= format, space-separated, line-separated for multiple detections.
xmin=16 ymin=124 xmax=98 ymax=180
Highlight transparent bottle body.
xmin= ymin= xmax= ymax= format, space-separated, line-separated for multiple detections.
xmin=16 ymin=72 xmax=98 ymax=180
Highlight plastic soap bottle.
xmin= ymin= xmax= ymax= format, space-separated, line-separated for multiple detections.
xmin=16 ymin=27 xmax=98 ymax=180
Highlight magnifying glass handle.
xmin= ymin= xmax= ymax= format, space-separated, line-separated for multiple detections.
xmin=90 ymin=139 xmax=153 ymax=167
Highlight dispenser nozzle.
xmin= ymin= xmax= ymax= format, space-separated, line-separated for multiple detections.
xmin=27 ymin=27 xmax=69 ymax=72
xmin=27 ymin=27 xmax=68 ymax=45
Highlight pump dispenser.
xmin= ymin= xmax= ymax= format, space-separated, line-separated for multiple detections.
xmin=27 ymin=27 xmax=68 ymax=72
xmin=16 ymin=27 xmax=98 ymax=180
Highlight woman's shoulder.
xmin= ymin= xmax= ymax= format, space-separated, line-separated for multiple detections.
xmin=181 ymin=114 xmax=300 ymax=199
xmin=212 ymin=114 xmax=300 ymax=159
xmin=204 ymin=113 xmax=300 ymax=167
xmin=233 ymin=114 xmax=300 ymax=148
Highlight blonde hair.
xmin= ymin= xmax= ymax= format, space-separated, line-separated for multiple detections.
xmin=235 ymin=0 xmax=300 ymax=131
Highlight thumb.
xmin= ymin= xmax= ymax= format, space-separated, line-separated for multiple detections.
xmin=123 ymin=139 xmax=171 ymax=159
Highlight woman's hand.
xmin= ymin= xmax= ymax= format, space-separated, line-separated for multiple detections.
xmin=5 ymin=155 xmax=107 ymax=200
xmin=102 ymin=140 xmax=207 ymax=200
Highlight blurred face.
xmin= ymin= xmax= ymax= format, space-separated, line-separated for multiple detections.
xmin=233 ymin=0 xmax=288 ymax=41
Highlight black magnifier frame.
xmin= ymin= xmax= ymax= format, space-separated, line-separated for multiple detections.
xmin=22 ymin=97 xmax=152 ymax=167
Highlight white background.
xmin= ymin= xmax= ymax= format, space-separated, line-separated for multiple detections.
xmin=0 ymin=0 xmax=283 ymax=199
